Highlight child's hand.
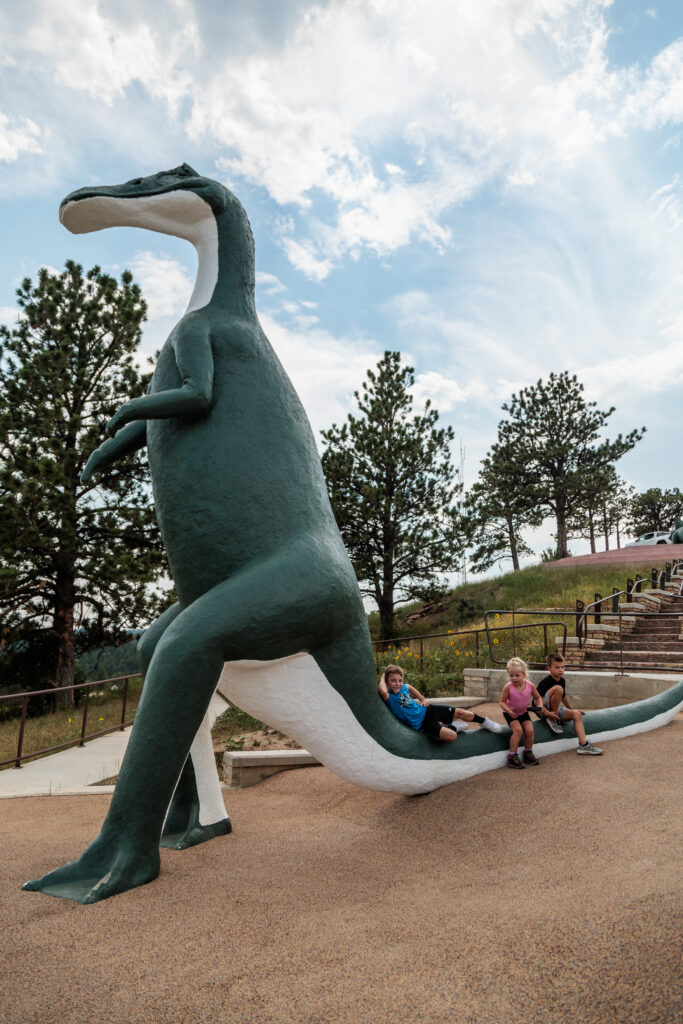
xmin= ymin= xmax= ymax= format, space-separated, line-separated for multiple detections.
xmin=547 ymin=711 xmax=560 ymax=722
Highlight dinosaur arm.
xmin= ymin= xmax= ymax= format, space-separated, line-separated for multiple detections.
xmin=106 ymin=324 xmax=214 ymax=436
xmin=81 ymin=421 xmax=147 ymax=483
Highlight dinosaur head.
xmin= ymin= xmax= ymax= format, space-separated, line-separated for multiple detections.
xmin=59 ymin=164 xmax=238 ymax=242
xmin=60 ymin=165 xmax=256 ymax=312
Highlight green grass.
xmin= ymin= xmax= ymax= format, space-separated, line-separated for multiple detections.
xmin=0 ymin=676 xmax=143 ymax=770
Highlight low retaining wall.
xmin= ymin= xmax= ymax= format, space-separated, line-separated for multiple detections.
xmin=223 ymin=749 xmax=320 ymax=788
xmin=463 ymin=668 xmax=680 ymax=709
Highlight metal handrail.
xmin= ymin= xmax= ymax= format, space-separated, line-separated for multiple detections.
xmin=372 ymin=617 xmax=566 ymax=672
xmin=577 ymin=559 xmax=683 ymax=648
xmin=483 ymin=610 xmax=569 ymax=666
xmin=0 ymin=673 xmax=140 ymax=770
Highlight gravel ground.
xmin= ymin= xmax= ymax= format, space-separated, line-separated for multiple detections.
xmin=2 ymin=715 xmax=681 ymax=1024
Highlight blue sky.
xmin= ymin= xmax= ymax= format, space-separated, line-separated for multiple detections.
xmin=1 ymin=0 xmax=682 ymax=568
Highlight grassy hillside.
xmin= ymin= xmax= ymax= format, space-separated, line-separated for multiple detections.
xmin=369 ymin=561 xmax=662 ymax=640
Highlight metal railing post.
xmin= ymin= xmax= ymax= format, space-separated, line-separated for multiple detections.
xmin=79 ymin=689 xmax=90 ymax=747
xmin=120 ymin=675 xmax=129 ymax=730
xmin=15 ymin=694 xmax=28 ymax=769
xmin=626 ymin=581 xmax=633 ymax=604
xmin=619 ymin=610 xmax=624 ymax=676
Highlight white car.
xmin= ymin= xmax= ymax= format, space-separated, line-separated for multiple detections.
xmin=624 ymin=531 xmax=673 ymax=547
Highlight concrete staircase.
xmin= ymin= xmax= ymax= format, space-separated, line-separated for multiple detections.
xmin=562 ymin=571 xmax=683 ymax=672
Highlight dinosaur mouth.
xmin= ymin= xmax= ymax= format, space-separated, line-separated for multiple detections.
xmin=60 ymin=190 xmax=212 ymax=236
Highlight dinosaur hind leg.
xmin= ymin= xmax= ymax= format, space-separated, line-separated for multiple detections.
xmin=138 ymin=603 xmax=232 ymax=850
xmin=23 ymin=552 xmax=336 ymax=903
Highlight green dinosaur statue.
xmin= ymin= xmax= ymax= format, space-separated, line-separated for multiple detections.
xmin=22 ymin=166 xmax=683 ymax=904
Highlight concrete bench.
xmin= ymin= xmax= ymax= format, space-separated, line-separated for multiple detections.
xmin=223 ymin=748 xmax=320 ymax=788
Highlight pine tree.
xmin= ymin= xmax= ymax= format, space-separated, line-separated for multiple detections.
xmin=0 ymin=262 xmax=165 ymax=700
xmin=570 ymin=469 xmax=633 ymax=551
xmin=321 ymin=351 xmax=462 ymax=639
xmin=497 ymin=372 xmax=645 ymax=559
xmin=464 ymin=438 xmax=542 ymax=572
xmin=625 ymin=487 xmax=683 ymax=538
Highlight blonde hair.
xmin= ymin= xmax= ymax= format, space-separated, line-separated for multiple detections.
xmin=506 ymin=656 xmax=528 ymax=676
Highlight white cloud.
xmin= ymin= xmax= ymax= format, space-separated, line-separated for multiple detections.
xmin=0 ymin=112 xmax=42 ymax=163
xmin=21 ymin=0 xmax=200 ymax=111
xmin=411 ymin=371 xmax=490 ymax=412
xmin=255 ymin=271 xmax=286 ymax=294
xmin=0 ymin=305 xmax=20 ymax=326
xmin=257 ymin=312 xmax=380 ymax=437
xmin=130 ymin=251 xmax=194 ymax=319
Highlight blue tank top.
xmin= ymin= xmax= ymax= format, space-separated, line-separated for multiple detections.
xmin=386 ymin=683 xmax=427 ymax=730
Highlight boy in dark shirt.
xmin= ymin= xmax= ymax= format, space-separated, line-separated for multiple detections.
xmin=537 ymin=654 xmax=603 ymax=755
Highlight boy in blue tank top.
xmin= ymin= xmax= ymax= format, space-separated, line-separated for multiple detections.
xmin=379 ymin=665 xmax=502 ymax=741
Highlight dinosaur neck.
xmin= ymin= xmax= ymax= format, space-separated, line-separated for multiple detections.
xmin=186 ymin=205 xmax=257 ymax=321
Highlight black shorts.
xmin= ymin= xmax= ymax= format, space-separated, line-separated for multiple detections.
xmin=419 ymin=705 xmax=456 ymax=740
xmin=503 ymin=711 xmax=531 ymax=726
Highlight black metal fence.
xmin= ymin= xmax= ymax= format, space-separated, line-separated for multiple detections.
xmin=0 ymin=673 xmax=139 ymax=769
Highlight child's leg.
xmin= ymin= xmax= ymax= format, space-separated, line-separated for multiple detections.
xmin=546 ymin=685 xmax=565 ymax=714
xmin=563 ymin=709 xmax=587 ymax=744
xmin=438 ymin=725 xmax=458 ymax=742
xmin=509 ymin=721 xmax=523 ymax=753
xmin=451 ymin=708 xmax=503 ymax=733
xmin=522 ymin=720 xmax=534 ymax=750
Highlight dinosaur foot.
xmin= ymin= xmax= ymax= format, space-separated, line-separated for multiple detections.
xmin=22 ymin=834 xmax=161 ymax=904
xmin=160 ymin=816 xmax=232 ymax=851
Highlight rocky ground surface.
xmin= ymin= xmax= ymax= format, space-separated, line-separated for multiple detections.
xmin=3 ymin=715 xmax=681 ymax=1024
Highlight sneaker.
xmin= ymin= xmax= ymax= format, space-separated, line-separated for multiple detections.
xmin=546 ymin=717 xmax=563 ymax=735
xmin=577 ymin=741 xmax=603 ymax=756
xmin=507 ymin=752 xmax=525 ymax=769
xmin=450 ymin=719 xmax=469 ymax=733
xmin=481 ymin=717 xmax=505 ymax=734
xmin=522 ymin=749 xmax=540 ymax=766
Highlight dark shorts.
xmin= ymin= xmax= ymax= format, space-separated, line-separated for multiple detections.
xmin=419 ymin=704 xmax=456 ymax=740
xmin=503 ymin=711 xmax=531 ymax=726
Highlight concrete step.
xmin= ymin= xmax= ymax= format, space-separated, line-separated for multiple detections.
xmin=222 ymin=749 xmax=321 ymax=788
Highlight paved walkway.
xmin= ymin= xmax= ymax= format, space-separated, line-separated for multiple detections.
xmin=0 ymin=691 xmax=227 ymax=798
xmin=550 ymin=543 xmax=683 ymax=568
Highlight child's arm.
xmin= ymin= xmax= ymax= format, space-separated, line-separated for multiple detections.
xmin=378 ymin=674 xmax=389 ymax=702
xmin=499 ymin=682 xmax=515 ymax=717
xmin=406 ymin=684 xmax=428 ymax=706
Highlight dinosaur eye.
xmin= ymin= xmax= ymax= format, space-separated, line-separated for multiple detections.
xmin=128 ymin=178 xmax=143 ymax=186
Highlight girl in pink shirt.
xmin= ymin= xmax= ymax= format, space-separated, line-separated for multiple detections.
xmin=499 ymin=657 xmax=545 ymax=769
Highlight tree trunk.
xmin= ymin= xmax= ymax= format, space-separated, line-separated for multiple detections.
xmin=378 ymin=600 xmax=394 ymax=642
xmin=506 ymin=517 xmax=520 ymax=571
xmin=51 ymin=560 xmax=76 ymax=707
xmin=555 ymin=510 xmax=570 ymax=559
xmin=603 ymin=507 xmax=610 ymax=550
xmin=588 ymin=509 xmax=596 ymax=554
xmin=616 ymin=518 xmax=621 ymax=549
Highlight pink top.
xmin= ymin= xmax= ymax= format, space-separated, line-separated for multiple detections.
xmin=507 ymin=678 xmax=532 ymax=714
